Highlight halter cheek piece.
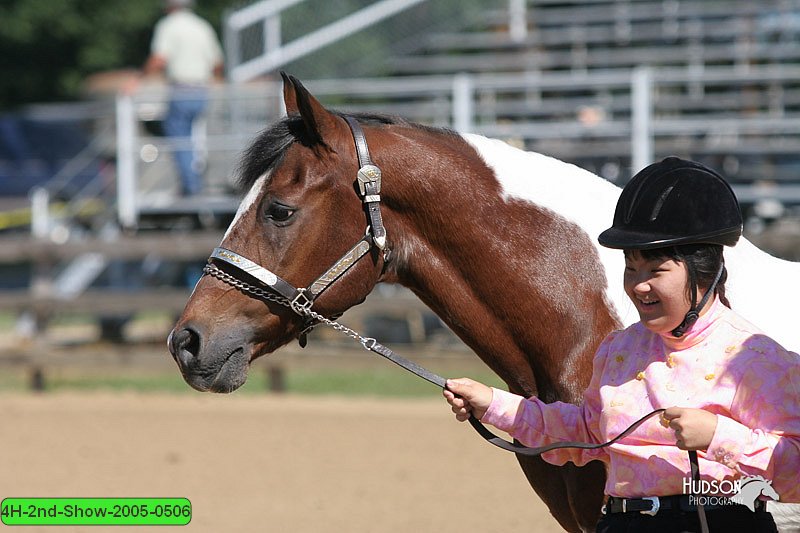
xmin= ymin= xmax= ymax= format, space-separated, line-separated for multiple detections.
xmin=203 ymin=116 xmax=389 ymax=346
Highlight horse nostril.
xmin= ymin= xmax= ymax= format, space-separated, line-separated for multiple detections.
xmin=169 ymin=327 xmax=201 ymax=370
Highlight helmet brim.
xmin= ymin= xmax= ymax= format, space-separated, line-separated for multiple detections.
xmin=598 ymin=226 xmax=742 ymax=250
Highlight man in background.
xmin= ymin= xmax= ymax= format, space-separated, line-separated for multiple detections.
xmin=139 ymin=0 xmax=224 ymax=196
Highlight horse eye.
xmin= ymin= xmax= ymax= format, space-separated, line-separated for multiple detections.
xmin=265 ymin=202 xmax=296 ymax=223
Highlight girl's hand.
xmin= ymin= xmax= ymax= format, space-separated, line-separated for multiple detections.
xmin=443 ymin=378 xmax=493 ymax=422
xmin=662 ymin=407 xmax=718 ymax=450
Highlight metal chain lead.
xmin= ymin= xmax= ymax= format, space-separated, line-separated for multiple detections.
xmin=203 ymin=262 xmax=377 ymax=350
xmin=303 ymin=308 xmax=377 ymax=349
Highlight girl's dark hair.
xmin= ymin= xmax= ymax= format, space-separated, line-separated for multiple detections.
xmin=624 ymin=244 xmax=730 ymax=308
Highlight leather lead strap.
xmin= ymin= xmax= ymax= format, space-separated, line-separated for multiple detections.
xmin=362 ymin=337 xmax=667 ymax=457
xmin=211 ymin=242 xmax=704 ymax=509
xmin=689 ymin=450 xmax=710 ymax=533
xmin=467 ymin=407 xmax=665 ymax=456
xmin=367 ymin=338 xmax=708 ymax=527
xmin=365 ymin=340 xmax=447 ymax=388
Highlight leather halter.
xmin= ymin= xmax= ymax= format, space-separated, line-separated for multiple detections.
xmin=204 ymin=116 xmax=389 ymax=343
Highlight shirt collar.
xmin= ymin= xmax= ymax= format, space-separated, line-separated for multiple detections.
xmin=660 ymin=296 xmax=724 ymax=351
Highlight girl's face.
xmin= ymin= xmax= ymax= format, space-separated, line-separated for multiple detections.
xmin=624 ymin=251 xmax=691 ymax=335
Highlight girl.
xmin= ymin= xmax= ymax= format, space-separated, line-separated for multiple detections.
xmin=444 ymin=157 xmax=799 ymax=532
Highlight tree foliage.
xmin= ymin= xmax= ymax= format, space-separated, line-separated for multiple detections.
xmin=0 ymin=0 xmax=232 ymax=109
xmin=0 ymin=0 xmax=489 ymax=109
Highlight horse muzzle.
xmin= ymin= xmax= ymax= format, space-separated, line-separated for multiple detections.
xmin=167 ymin=325 xmax=251 ymax=393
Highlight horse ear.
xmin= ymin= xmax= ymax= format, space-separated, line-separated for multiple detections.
xmin=281 ymin=71 xmax=299 ymax=115
xmin=280 ymin=72 xmax=336 ymax=148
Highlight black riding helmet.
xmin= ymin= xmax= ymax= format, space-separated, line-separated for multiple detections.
xmin=598 ymin=157 xmax=742 ymax=249
xmin=598 ymin=157 xmax=743 ymax=337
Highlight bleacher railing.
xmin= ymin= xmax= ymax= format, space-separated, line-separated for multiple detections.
xmin=223 ymin=0 xmax=518 ymax=82
xmin=113 ymin=65 xmax=800 ymax=228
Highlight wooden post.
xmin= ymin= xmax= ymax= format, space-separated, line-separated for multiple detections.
xmin=267 ymin=365 xmax=286 ymax=393
xmin=30 ymin=366 xmax=45 ymax=392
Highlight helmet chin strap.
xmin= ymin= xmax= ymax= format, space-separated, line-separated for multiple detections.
xmin=671 ymin=261 xmax=725 ymax=338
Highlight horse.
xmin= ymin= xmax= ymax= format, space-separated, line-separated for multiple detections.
xmin=168 ymin=74 xmax=800 ymax=532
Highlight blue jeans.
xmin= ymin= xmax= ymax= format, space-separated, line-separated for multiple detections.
xmin=162 ymin=87 xmax=208 ymax=196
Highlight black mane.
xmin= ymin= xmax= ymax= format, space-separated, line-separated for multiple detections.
xmin=235 ymin=111 xmax=453 ymax=192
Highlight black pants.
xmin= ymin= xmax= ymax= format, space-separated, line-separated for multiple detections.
xmin=597 ymin=506 xmax=778 ymax=533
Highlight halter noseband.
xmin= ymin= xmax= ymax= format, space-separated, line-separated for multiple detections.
xmin=203 ymin=116 xmax=389 ymax=343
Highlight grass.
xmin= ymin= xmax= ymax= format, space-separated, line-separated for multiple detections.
xmin=0 ymin=311 xmax=17 ymax=330
xmin=0 ymin=310 xmax=505 ymax=397
xmin=279 ymin=367 xmax=505 ymax=397
xmin=0 ymin=366 xmax=506 ymax=397
xmin=0 ymin=367 xmax=502 ymax=398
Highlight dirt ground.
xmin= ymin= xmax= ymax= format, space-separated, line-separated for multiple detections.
xmin=0 ymin=391 xmax=563 ymax=533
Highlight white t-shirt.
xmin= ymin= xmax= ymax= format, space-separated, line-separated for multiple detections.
xmin=151 ymin=9 xmax=223 ymax=85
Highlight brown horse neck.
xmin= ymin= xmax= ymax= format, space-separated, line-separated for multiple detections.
xmin=373 ymin=129 xmax=614 ymax=402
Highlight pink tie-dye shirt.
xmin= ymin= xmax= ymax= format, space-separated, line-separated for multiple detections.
xmin=482 ymin=297 xmax=800 ymax=500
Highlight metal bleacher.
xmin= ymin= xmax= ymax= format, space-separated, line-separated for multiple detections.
xmin=397 ymin=2 xmax=800 ymax=74
xmin=100 ymin=0 xmax=800 ymax=231
xmin=5 ymin=0 xmax=798 ymax=238
xmin=374 ymin=0 xmax=800 ymax=220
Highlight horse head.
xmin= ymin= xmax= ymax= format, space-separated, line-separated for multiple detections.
xmin=762 ymin=484 xmax=781 ymax=502
xmin=752 ymin=476 xmax=781 ymax=502
xmin=731 ymin=475 xmax=780 ymax=511
xmin=168 ymin=73 xmax=388 ymax=392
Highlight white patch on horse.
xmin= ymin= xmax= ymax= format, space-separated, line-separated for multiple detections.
xmin=462 ymin=133 xmax=800 ymax=353
xmin=462 ymin=133 xmax=636 ymax=327
xmin=222 ymin=172 xmax=269 ymax=242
